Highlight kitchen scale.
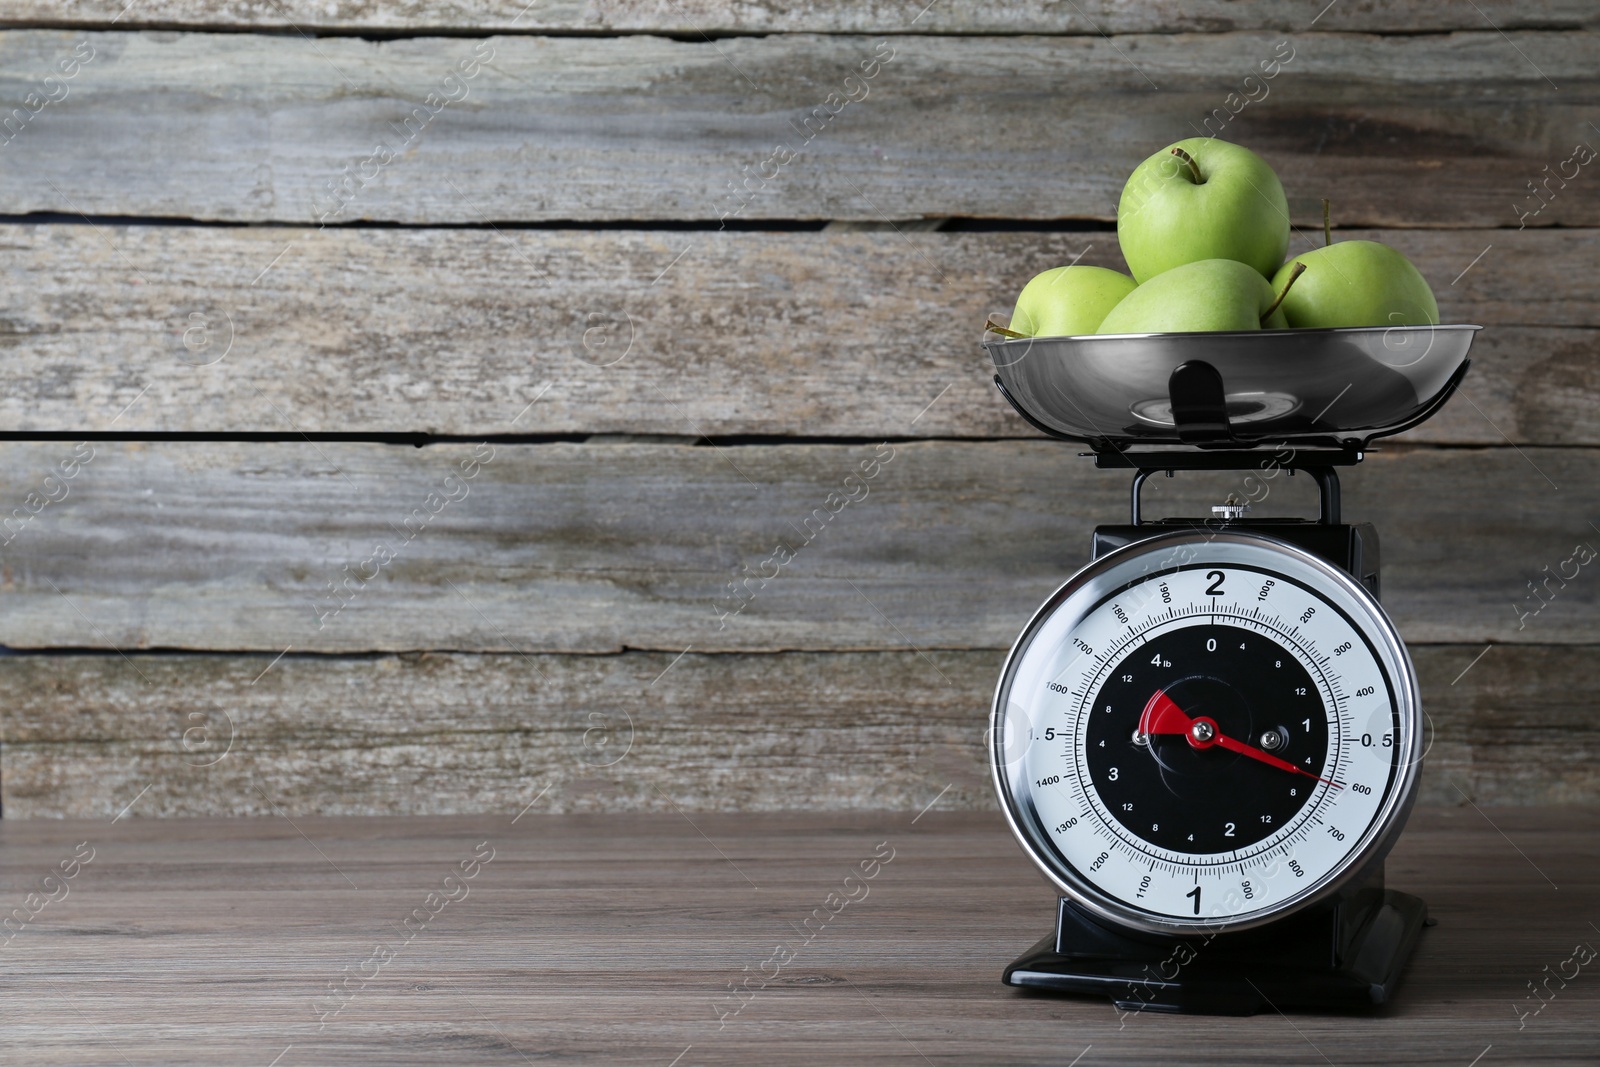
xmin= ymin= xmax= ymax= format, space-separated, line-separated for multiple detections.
xmin=983 ymin=323 xmax=1479 ymax=1015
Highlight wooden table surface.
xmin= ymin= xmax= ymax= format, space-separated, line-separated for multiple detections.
xmin=0 ymin=806 xmax=1594 ymax=1066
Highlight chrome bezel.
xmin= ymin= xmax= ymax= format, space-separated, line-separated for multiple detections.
xmin=990 ymin=529 xmax=1422 ymax=936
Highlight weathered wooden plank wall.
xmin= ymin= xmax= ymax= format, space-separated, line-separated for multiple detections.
xmin=5 ymin=2 xmax=1597 ymax=33
xmin=0 ymin=5 xmax=1594 ymax=814
xmin=0 ymin=31 xmax=1595 ymax=225
xmin=0 ymin=226 xmax=1593 ymax=442
xmin=0 ymin=441 xmax=1589 ymax=651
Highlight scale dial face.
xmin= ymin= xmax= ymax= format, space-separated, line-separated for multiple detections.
xmin=992 ymin=530 xmax=1422 ymax=935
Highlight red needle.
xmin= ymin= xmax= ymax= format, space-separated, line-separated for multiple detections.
xmin=1138 ymin=688 xmax=1341 ymax=789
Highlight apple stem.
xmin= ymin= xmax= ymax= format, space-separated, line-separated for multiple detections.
xmin=985 ymin=316 xmax=1028 ymax=339
xmin=1261 ymin=262 xmax=1306 ymax=324
xmin=1322 ymin=198 xmax=1332 ymax=247
xmin=1170 ymin=146 xmax=1204 ymax=184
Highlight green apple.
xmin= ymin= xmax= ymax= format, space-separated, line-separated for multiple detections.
xmin=1008 ymin=265 xmax=1138 ymax=336
xmin=1117 ymin=138 xmax=1290 ymax=283
xmin=1269 ymin=240 xmax=1439 ymax=328
xmin=1096 ymin=259 xmax=1299 ymax=334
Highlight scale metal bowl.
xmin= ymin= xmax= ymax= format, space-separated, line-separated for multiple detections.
xmin=984 ymin=324 xmax=1479 ymax=451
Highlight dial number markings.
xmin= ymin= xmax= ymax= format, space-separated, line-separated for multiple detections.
xmin=1082 ymin=621 xmax=1336 ymax=857
xmin=996 ymin=544 xmax=1414 ymax=930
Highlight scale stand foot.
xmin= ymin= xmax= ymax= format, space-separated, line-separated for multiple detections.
xmin=1002 ymin=888 xmax=1428 ymax=1015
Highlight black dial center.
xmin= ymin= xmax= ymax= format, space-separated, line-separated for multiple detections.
xmin=1083 ymin=623 xmax=1330 ymax=854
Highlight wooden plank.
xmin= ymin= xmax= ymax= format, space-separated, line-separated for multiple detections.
xmin=2 ymin=644 xmax=1594 ymax=818
xmin=0 ymin=225 xmax=1592 ymax=444
xmin=1 ymin=30 xmax=1596 ymax=225
xmin=0 ymin=809 xmax=1593 ymax=1063
xmin=0 ymin=649 xmax=998 ymax=817
xmin=2 ymin=1 xmax=1594 ymax=34
xmin=0 ymin=440 xmax=1591 ymax=653
xmin=1415 ymin=643 xmax=1600 ymax=806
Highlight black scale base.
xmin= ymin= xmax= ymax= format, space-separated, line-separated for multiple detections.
xmin=1003 ymin=875 xmax=1429 ymax=1015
